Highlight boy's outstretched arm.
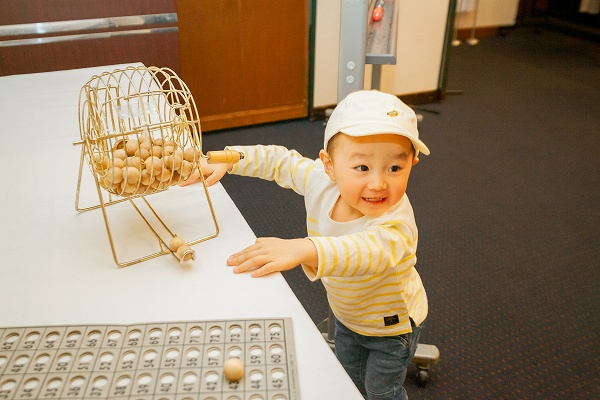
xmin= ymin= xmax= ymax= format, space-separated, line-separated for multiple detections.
xmin=227 ymin=237 xmax=318 ymax=278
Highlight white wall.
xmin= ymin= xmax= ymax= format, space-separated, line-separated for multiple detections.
xmin=380 ymin=0 xmax=450 ymax=96
xmin=312 ymin=0 xmax=520 ymax=108
xmin=454 ymin=0 xmax=520 ymax=30
xmin=313 ymin=0 xmax=451 ymax=108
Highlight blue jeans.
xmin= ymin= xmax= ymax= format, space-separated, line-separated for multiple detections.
xmin=334 ymin=318 xmax=422 ymax=400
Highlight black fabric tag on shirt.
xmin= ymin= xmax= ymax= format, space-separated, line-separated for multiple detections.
xmin=383 ymin=315 xmax=400 ymax=326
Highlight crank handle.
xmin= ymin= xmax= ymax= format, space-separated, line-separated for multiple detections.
xmin=205 ymin=150 xmax=244 ymax=164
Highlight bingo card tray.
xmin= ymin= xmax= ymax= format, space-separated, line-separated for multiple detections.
xmin=0 ymin=318 xmax=300 ymax=400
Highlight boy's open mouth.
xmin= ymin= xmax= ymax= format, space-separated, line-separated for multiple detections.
xmin=363 ymin=197 xmax=386 ymax=203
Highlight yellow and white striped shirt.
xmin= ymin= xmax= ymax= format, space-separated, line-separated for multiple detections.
xmin=229 ymin=145 xmax=427 ymax=336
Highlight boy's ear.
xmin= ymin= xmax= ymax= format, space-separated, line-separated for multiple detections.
xmin=319 ymin=149 xmax=336 ymax=181
xmin=412 ymin=155 xmax=420 ymax=166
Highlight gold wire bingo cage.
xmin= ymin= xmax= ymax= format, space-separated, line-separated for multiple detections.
xmin=74 ymin=66 xmax=241 ymax=267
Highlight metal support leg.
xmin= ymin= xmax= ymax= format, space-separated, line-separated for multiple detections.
xmin=317 ymin=306 xmax=336 ymax=351
xmin=371 ymin=64 xmax=382 ymax=90
xmin=466 ymin=0 xmax=480 ymax=45
xmin=337 ymin=0 xmax=369 ymax=102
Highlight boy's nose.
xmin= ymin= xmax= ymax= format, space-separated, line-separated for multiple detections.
xmin=368 ymin=174 xmax=387 ymax=190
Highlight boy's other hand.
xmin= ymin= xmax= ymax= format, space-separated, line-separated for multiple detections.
xmin=227 ymin=238 xmax=317 ymax=278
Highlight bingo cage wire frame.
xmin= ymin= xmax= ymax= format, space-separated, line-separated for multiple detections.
xmin=73 ymin=66 xmax=222 ymax=267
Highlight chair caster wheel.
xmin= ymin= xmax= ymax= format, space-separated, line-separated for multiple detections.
xmin=412 ymin=343 xmax=439 ymax=387
xmin=416 ymin=368 xmax=430 ymax=387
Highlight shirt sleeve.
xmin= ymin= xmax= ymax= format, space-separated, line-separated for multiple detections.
xmin=306 ymin=219 xmax=418 ymax=280
xmin=227 ymin=145 xmax=317 ymax=196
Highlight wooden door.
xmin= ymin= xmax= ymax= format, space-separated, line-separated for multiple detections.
xmin=176 ymin=0 xmax=309 ymax=131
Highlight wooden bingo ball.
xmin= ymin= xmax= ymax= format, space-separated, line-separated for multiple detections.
xmin=223 ymin=358 xmax=244 ymax=381
xmin=169 ymin=235 xmax=185 ymax=252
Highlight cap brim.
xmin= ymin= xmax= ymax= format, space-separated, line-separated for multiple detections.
xmin=340 ymin=124 xmax=430 ymax=155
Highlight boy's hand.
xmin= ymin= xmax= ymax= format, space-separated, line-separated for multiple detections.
xmin=227 ymin=238 xmax=317 ymax=278
xmin=180 ymin=157 xmax=231 ymax=187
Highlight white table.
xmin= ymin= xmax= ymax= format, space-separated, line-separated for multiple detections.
xmin=0 ymin=64 xmax=363 ymax=399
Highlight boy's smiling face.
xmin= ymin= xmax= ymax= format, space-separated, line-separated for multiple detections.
xmin=320 ymin=133 xmax=419 ymax=221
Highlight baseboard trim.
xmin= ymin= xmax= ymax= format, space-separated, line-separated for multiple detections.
xmin=455 ymin=26 xmax=505 ymax=41
xmin=201 ymin=103 xmax=308 ymax=132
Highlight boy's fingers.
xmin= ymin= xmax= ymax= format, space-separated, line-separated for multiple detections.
xmin=228 ymin=250 xmax=276 ymax=275
xmin=250 ymin=263 xmax=280 ymax=278
xmin=227 ymin=240 xmax=279 ymax=274
xmin=228 ymin=241 xmax=263 ymax=263
xmin=180 ymin=170 xmax=200 ymax=186
xmin=227 ymin=250 xmax=248 ymax=266
xmin=204 ymin=174 xmax=218 ymax=186
xmin=232 ymin=258 xmax=261 ymax=274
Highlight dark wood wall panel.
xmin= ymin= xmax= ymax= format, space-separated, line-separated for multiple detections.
xmin=0 ymin=33 xmax=180 ymax=76
xmin=0 ymin=0 xmax=180 ymax=76
xmin=0 ymin=0 xmax=176 ymax=24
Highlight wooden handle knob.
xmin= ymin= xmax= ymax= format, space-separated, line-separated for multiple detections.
xmin=206 ymin=150 xmax=243 ymax=164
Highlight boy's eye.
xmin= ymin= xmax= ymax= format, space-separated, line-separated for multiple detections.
xmin=355 ymin=165 xmax=369 ymax=172
xmin=389 ymin=166 xmax=400 ymax=172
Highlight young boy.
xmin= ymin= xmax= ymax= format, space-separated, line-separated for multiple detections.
xmin=185 ymin=90 xmax=430 ymax=400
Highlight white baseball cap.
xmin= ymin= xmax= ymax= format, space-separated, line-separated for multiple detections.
xmin=324 ymin=90 xmax=430 ymax=155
